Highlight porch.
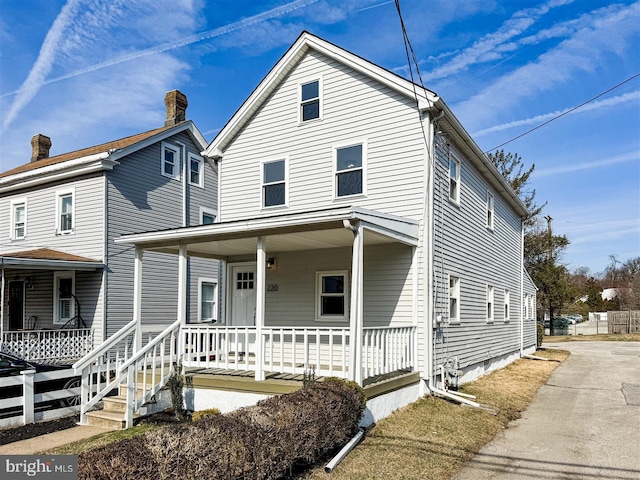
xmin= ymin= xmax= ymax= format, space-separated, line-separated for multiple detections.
xmin=1 ymin=328 xmax=93 ymax=362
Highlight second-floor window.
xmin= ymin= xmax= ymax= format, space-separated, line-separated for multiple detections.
xmin=262 ymin=159 xmax=286 ymax=207
xmin=486 ymin=191 xmax=495 ymax=229
xmin=300 ymin=79 xmax=321 ymax=122
xmin=189 ymin=153 xmax=204 ymax=188
xmin=11 ymin=201 xmax=26 ymax=239
xmin=449 ymin=156 xmax=460 ymax=203
xmin=504 ymin=289 xmax=510 ymax=322
xmin=162 ymin=142 xmax=180 ymax=180
xmin=57 ymin=190 xmax=74 ymax=234
xmin=335 ymin=143 xmax=364 ymax=198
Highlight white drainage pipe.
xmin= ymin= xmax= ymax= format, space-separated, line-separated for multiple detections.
xmin=524 ymin=354 xmax=549 ymax=361
xmin=325 ymin=428 xmax=365 ymax=473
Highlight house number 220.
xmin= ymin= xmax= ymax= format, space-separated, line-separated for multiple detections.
xmin=267 ymin=284 xmax=278 ymax=292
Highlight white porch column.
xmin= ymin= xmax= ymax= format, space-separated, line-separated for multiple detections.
xmin=347 ymin=221 xmax=364 ymax=385
xmin=177 ymin=244 xmax=188 ymax=325
xmin=133 ymin=247 xmax=143 ymax=353
xmin=255 ymin=236 xmax=266 ymax=381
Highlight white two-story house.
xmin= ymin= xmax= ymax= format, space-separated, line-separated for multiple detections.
xmin=0 ymin=91 xmax=218 ymax=361
xmin=75 ymin=33 xmax=537 ymax=427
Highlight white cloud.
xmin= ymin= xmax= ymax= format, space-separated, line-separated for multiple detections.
xmin=534 ymin=151 xmax=638 ymax=178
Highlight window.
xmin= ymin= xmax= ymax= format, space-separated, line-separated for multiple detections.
xmin=449 ymin=156 xmax=460 ymax=203
xmin=300 ymin=79 xmax=321 ymax=122
xmin=200 ymin=207 xmax=217 ymax=225
xmin=486 ymin=285 xmax=494 ymax=323
xmin=161 ymin=142 xmax=180 ymax=179
xmin=335 ymin=143 xmax=365 ymax=198
xmin=54 ymin=272 xmax=75 ymax=324
xmin=56 ymin=189 xmax=74 ymax=234
xmin=449 ymin=275 xmax=460 ymax=323
xmin=316 ymin=271 xmax=349 ymax=321
xmin=11 ymin=200 xmax=26 ymax=239
xmin=504 ymin=289 xmax=510 ymax=322
xmin=189 ymin=153 xmax=204 ymax=188
xmin=262 ymin=159 xmax=287 ymax=207
xmin=486 ymin=191 xmax=494 ymax=229
xmin=199 ymin=279 xmax=218 ymax=322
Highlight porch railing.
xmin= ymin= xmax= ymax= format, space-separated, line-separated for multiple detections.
xmin=362 ymin=326 xmax=416 ymax=379
xmin=2 ymin=328 xmax=93 ymax=362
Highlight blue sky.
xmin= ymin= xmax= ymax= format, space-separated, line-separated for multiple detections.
xmin=0 ymin=0 xmax=638 ymax=275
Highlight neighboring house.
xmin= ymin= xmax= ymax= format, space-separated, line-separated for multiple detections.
xmin=0 ymin=91 xmax=218 ymax=361
xmin=76 ymin=32 xmax=537 ymax=428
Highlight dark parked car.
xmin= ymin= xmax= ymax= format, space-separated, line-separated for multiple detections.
xmin=0 ymin=352 xmax=80 ymax=417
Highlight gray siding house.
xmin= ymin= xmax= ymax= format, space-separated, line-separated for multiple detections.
xmin=0 ymin=91 xmax=218 ymax=360
xmin=75 ymin=33 xmax=537 ymax=427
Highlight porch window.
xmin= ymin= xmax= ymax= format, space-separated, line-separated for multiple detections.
xmin=504 ymin=289 xmax=510 ymax=322
xmin=54 ymin=272 xmax=75 ymax=324
xmin=300 ymin=79 xmax=321 ymax=122
xmin=199 ymin=279 xmax=218 ymax=322
xmin=11 ymin=200 xmax=26 ymax=239
xmin=56 ymin=189 xmax=74 ymax=234
xmin=486 ymin=191 xmax=494 ymax=230
xmin=335 ymin=143 xmax=364 ymax=198
xmin=189 ymin=153 xmax=204 ymax=188
xmin=161 ymin=142 xmax=180 ymax=180
xmin=486 ymin=285 xmax=494 ymax=323
xmin=449 ymin=275 xmax=460 ymax=323
xmin=316 ymin=271 xmax=349 ymax=321
xmin=262 ymin=158 xmax=287 ymax=207
xmin=449 ymin=156 xmax=460 ymax=203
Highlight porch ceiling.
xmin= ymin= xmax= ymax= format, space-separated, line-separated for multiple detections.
xmin=116 ymin=206 xmax=420 ymax=259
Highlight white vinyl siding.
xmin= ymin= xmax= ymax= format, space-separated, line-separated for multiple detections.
xmin=161 ymin=142 xmax=180 ymax=180
xmin=10 ymin=199 xmax=26 ymax=240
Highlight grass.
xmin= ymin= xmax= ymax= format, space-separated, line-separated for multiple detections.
xmin=544 ymin=333 xmax=640 ymax=342
xmin=297 ymin=348 xmax=569 ymax=480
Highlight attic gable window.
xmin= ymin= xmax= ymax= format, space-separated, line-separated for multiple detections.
xmin=335 ymin=143 xmax=365 ymax=198
xmin=161 ymin=142 xmax=180 ymax=180
xmin=300 ymin=79 xmax=321 ymax=122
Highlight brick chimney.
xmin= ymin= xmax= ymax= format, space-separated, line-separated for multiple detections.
xmin=164 ymin=90 xmax=188 ymax=127
xmin=31 ymin=134 xmax=52 ymax=162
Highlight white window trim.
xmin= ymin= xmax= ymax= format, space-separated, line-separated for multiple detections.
xmin=504 ymin=289 xmax=510 ymax=322
xmin=53 ymin=271 xmax=75 ymax=325
xmin=199 ymin=206 xmax=218 ymax=225
xmin=10 ymin=198 xmax=27 ymax=240
xmin=198 ymin=278 xmax=218 ymax=323
xmin=333 ymin=140 xmax=367 ymax=200
xmin=449 ymin=154 xmax=461 ymax=205
xmin=55 ymin=187 xmax=75 ymax=235
xmin=448 ymin=275 xmax=460 ymax=324
xmin=299 ymin=77 xmax=323 ymax=124
xmin=315 ymin=270 xmax=349 ymax=322
xmin=486 ymin=190 xmax=495 ymax=230
xmin=486 ymin=284 xmax=494 ymax=323
xmin=260 ymin=157 xmax=289 ymax=209
xmin=188 ymin=152 xmax=204 ymax=188
xmin=161 ymin=141 xmax=181 ymax=180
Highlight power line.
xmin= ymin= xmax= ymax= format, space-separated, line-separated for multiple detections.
xmin=485 ymin=72 xmax=640 ymax=153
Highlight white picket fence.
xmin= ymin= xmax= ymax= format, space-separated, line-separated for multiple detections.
xmin=0 ymin=368 xmax=80 ymax=428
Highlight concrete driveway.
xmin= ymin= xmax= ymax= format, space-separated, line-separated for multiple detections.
xmin=453 ymin=342 xmax=640 ymax=480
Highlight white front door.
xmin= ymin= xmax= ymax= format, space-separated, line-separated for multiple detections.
xmin=230 ymin=264 xmax=256 ymax=327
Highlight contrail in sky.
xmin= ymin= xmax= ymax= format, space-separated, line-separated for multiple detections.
xmin=1 ymin=0 xmax=319 ymax=130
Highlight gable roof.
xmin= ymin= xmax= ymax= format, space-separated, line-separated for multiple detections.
xmin=0 ymin=121 xmax=208 ymax=194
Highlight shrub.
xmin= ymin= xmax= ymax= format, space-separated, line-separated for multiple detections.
xmin=78 ymin=378 xmax=366 ymax=480
xmin=536 ymin=323 xmax=544 ymax=347
xmin=77 ymin=434 xmax=159 ymax=480
xmin=191 ymin=407 xmax=221 ymax=422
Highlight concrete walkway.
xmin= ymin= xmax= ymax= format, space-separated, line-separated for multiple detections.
xmin=0 ymin=425 xmax=113 ymax=455
xmin=454 ymin=341 xmax=640 ymax=480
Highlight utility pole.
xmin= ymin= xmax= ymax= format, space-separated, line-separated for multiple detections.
xmin=544 ymin=215 xmax=554 ymax=336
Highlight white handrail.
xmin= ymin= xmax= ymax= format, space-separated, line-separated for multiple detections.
xmin=73 ymin=319 xmax=137 ymax=372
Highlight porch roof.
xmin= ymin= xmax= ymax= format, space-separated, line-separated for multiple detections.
xmin=0 ymin=248 xmax=104 ymax=271
xmin=115 ymin=206 xmax=419 ymax=259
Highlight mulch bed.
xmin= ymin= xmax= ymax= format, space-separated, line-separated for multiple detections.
xmin=0 ymin=415 xmax=79 ymax=446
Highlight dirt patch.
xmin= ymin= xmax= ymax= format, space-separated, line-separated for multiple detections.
xmin=0 ymin=415 xmax=78 ymax=446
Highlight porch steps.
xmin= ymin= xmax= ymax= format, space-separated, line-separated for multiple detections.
xmin=85 ymin=385 xmax=148 ymax=430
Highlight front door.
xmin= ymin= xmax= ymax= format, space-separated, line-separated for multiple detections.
xmin=8 ymin=281 xmax=25 ymax=330
xmin=230 ymin=265 xmax=256 ymax=326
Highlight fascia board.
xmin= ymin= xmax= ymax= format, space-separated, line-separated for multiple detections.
xmin=1 ymin=257 xmax=104 ymax=271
